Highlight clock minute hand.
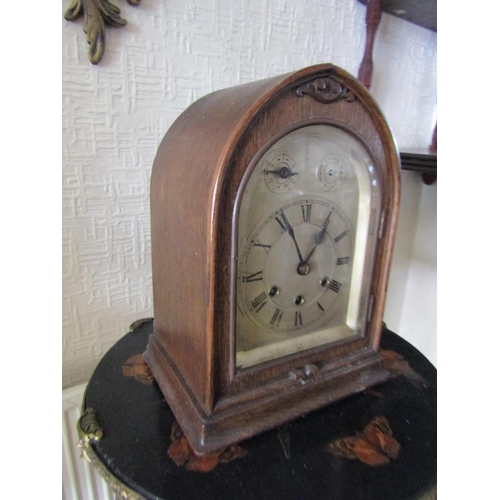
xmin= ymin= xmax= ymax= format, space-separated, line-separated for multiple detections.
xmin=281 ymin=212 xmax=304 ymax=264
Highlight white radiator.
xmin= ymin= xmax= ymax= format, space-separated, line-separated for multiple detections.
xmin=62 ymin=384 xmax=115 ymax=500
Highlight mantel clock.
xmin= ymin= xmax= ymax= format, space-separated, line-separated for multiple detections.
xmin=144 ymin=64 xmax=400 ymax=455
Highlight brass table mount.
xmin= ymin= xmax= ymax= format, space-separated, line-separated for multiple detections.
xmin=77 ymin=407 xmax=145 ymax=500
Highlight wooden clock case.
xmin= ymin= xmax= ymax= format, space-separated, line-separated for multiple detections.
xmin=144 ymin=63 xmax=400 ymax=455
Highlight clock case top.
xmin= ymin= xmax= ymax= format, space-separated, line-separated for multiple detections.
xmin=145 ymin=63 xmax=401 ymax=455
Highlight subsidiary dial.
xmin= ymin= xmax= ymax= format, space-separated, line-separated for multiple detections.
xmin=317 ymin=154 xmax=345 ymax=191
xmin=262 ymin=151 xmax=299 ymax=194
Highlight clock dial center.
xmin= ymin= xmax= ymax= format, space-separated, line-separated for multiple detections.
xmin=262 ymin=221 xmax=338 ymax=311
xmin=298 ymin=262 xmax=311 ymax=276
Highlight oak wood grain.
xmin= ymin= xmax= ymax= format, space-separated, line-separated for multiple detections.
xmin=145 ymin=63 xmax=401 ymax=455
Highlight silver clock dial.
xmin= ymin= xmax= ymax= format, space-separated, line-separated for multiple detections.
xmin=317 ymin=154 xmax=345 ymax=191
xmin=235 ymin=124 xmax=380 ymax=369
xmin=239 ymin=198 xmax=352 ymax=333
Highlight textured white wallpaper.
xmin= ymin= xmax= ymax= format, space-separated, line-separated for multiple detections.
xmin=62 ymin=0 xmax=437 ymax=388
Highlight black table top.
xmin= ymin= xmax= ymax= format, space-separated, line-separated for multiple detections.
xmin=80 ymin=319 xmax=436 ymax=500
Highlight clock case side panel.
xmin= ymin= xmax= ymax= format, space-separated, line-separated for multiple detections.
xmin=344 ymin=74 xmax=401 ymax=353
xmin=145 ymin=65 xmax=336 ymax=418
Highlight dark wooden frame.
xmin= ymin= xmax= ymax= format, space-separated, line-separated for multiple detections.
xmin=145 ymin=64 xmax=401 ymax=454
xmin=357 ymin=0 xmax=437 ymax=185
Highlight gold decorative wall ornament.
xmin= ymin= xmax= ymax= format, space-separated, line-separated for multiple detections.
xmin=64 ymin=0 xmax=141 ymax=64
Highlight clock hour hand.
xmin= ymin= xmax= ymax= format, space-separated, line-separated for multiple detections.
xmin=303 ymin=214 xmax=332 ymax=265
xmin=302 ymin=243 xmax=317 ymax=267
xmin=313 ymin=224 xmax=328 ymax=246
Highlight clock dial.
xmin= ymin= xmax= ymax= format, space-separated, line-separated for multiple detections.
xmin=235 ymin=124 xmax=381 ymax=369
xmin=262 ymin=151 xmax=299 ymax=194
xmin=239 ymin=198 xmax=352 ymax=333
xmin=317 ymin=154 xmax=345 ymax=191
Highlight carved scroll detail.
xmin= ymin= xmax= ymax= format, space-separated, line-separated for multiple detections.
xmin=295 ymin=77 xmax=355 ymax=104
xmin=64 ymin=0 xmax=141 ymax=65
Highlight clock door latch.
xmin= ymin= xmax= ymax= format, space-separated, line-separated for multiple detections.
xmin=368 ymin=294 xmax=376 ymax=323
xmin=290 ymin=364 xmax=319 ymax=384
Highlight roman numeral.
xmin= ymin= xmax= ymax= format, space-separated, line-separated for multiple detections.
xmin=301 ymin=203 xmax=312 ymax=223
xmin=275 ymin=212 xmax=287 ymax=231
xmin=317 ymin=302 xmax=325 ymax=314
xmin=328 ymin=280 xmax=342 ymax=293
xmin=254 ymin=240 xmax=271 ymax=252
xmin=243 ymin=270 xmax=263 ymax=283
xmin=337 ymin=257 xmax=350 ymax=265
xmin=251 ymin=292 xmax=268 ymax=313
xmin=334 ymin=230 xmax=347 ymax=243
xmin=295 ymin=311 xmax=303 ymax=327
xmin=270 ymin=308 xmax=283 ymax=327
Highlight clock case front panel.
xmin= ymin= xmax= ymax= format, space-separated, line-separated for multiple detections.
xmin=145 ymin=64 xmax=400 ymax=455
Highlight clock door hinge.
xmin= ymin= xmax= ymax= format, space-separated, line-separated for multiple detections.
xmin=378 ymin=209 xmax=387 ymax=240
xmin=367 ymin=295 xmax=375 ymax=323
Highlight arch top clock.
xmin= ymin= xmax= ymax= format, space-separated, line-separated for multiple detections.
xmin=144 ymin=63 xmax=400 ymax=455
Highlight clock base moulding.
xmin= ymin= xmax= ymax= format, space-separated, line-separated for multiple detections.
xmin=146 ymin=333 xmax=390 ymax=454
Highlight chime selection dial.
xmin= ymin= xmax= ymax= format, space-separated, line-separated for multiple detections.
xmin=262 ymin=151 xmax=299 ymax=194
